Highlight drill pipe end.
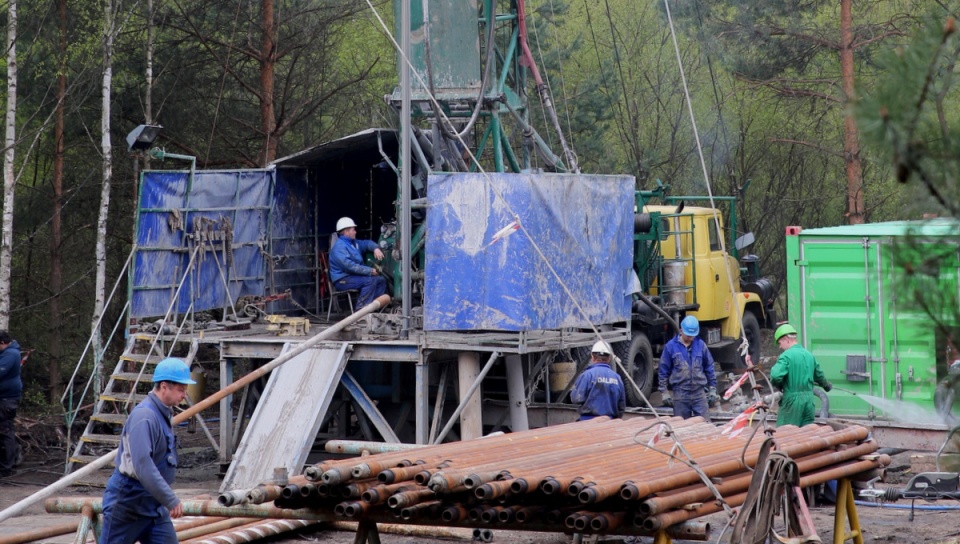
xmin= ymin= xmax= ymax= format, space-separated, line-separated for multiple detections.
xmin=621 ymin=483 xmax=640 ymax=501
xmin=304 ymin=466 xmax=322 ymax=481
xmin=378 ymin=470 xmax=397 ymax=484
xmin=578 ymin=486 xmax=600 ymax=504
xmin=324 ymin=468 xmax=348 ymax=485
xmin=510 ymin=479 xmax=529 ymax=494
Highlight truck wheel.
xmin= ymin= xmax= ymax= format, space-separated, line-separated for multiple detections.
xmin=739 ymin=312 xmax=762 ymax=369
xmin=619 ymin=332 xmax=656 ymax=406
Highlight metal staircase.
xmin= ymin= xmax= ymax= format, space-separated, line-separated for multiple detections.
xmin=67 ymin=333 xmax=199 ymax=471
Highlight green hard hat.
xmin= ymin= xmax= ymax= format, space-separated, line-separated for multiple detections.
xmin=774 ymin=323 xmax=798 ymax=342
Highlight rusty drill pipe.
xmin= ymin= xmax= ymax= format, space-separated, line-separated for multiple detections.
xmin=442 ymin=504 xmax=470 ymax=522
xmin=362 ymin=483 xmax=414 ymax=505
xmin=175 ymin=517 xmax=260 ymax=540
xmin=0 ymin=296 xmax=392 ymax=524
xmin=513 ymin=505 xmax=546 ymax=523
xmin=480 ymin=506 xmax=506 ymax=524
xmin=644 ymin=456 xmax=889 ymax=531
xmin=45 ymin=498 xmax=336 ymax=522
xmin=639 ymin=440 xmax=879 ymax=516
xmin=181 ymin=519 xmax=319 ymax=544
xmin=620 ymin=426 xmax=869 ymax=501
xmin=0 ymin=521 xmax=81 ymax=544
xmin=400 ymin=500 xmax=442 ymax=520
xmin=591 ymin=511 xmax=627 ymax=532
xmin=333 ymin=417 xmax=627 ymax=482
xmin=387 ymin=488 xmax=436 ymax=509
xmin=475 ymin=479 xmax=515 ymax=501
xmin=378 ymin=461 xmax=436 ymax=484
xmin=218 ymin=490 xmax=251 ymax=507
xmin=173 ymin=516 xmax=232 ymax=532
xmin=340 ymin=479 xmax=381 ymax=499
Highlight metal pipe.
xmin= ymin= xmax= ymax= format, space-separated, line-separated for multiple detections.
xmin=45 ymin=499 xmax=336 ymax=522
xmin=181 ymin=519 xmax=319 ymax=544
xmin=2 ymin=295 xmax=390 ymax=524
xmin=0 ymin=521 xmax=81 ymax=544
xmin=175 ymin=517 xmax=260 ymax=540
xmin=324 ymin=440 xmax=423 ymax=455
xmin=436 ymin=351 xmax=500 ymax=444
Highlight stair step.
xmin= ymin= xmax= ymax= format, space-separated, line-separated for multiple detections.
xmin=81 ymin=433 xmax=121 ymax=446
xmin=111 ymin=372 xmax=154 ymax=382
xmin=91 ymin=413 xmax=128 ymax=425
xmin=120 ymin=353 xmax=161 ymax=364
xmin=99 ymin=392 xmax=149 ymax=404
xmin=69 ymin=455 xmax=116 ymax=467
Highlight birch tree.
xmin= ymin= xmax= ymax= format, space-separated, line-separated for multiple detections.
xmin=92 ymin=0 xmax=117 ymax=362
xmin=0 ymin=0 xmax=17 ymax=331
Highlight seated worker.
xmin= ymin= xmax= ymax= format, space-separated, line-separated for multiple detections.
xmin=329 ymin=217 xmax=387 ymax=310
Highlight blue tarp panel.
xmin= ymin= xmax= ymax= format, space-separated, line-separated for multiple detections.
xmin=424 ymin=172 xmax=635 ymax=331
xmin=132 ymin=169 xmax=274 ymax=319
xmin=270 ymin=168 xmax=316 ymax=313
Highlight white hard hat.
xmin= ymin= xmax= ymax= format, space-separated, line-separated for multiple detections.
xmin=336 ymin=217 xmax=358 ymax=232
xmin=591 ymin=341 xmax=612 ymax=355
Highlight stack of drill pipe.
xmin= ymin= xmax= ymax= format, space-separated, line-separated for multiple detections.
xmin=42 ymin=418 xmax=883 ymax=541
xmin=231 ymin=417 xmax=880 ymax=538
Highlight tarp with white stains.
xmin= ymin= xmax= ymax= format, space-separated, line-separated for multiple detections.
xmin=424 ymin=172 xmax=635 ymax=331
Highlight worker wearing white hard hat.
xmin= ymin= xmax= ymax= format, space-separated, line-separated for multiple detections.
xmin=329 ymin=217 xmax=387 ymax=309
xmin=570 ymin=341 xmax=625 ymax=421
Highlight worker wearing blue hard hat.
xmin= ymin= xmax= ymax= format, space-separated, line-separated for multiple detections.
xmin=770 ymin=323 xmax=832 ymax=427
xmin=100 ymin=357 xmax=196 ymax=544
xmin=658 ymin=316 xmax=717 ymax=420
xmin=570 ymin=341 xmax=626 ymax=421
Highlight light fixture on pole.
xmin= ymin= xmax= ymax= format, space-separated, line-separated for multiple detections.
xmin=125 ymin=124 xmax=163 ymax=152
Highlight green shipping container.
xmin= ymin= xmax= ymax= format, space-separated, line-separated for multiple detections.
xmin=785 ymin=219 xmax=960 ymax=418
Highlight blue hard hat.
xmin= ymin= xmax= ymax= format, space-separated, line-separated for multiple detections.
xmin=153 ymin=358 xmax=196 ymax=384
xmin=680 ymin=316 xmax=700 ymax=336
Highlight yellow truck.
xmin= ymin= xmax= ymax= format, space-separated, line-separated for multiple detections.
xmin=614 ymin=190 xmax=776 ymax=404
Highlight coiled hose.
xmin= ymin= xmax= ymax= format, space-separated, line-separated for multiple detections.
xmin=730 ymin=438 xmax=805 ymax=544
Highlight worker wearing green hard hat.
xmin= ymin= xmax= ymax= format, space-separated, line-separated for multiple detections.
xmin=774 ymin=323 xmax=797 ymax=342
xmin=770 ymin=323 xmax=832 ymax=427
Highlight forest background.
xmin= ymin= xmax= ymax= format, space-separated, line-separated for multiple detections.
xmin=0 ymin=0 xmax=957 ymax=413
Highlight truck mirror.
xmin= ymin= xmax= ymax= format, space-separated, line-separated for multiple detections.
xmin=735 ymin=232 xmax=755 ymax=251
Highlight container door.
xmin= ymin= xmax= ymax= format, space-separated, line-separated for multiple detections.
xmin=798 ymin=238 xmax=883 ymax=416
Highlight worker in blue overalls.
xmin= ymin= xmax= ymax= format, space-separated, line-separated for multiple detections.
xmin=571 ymin=341 xmax=626 ymax=420
xmin=658 ymin=316 xmax=718 ymax=420
xmin=329 ymin=217 xmax=387 ymax=310
xmin=100 ymin=358 xmax=196 ymax=544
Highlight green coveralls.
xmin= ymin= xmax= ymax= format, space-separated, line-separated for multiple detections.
xmin=770 ymin=344 xmax=831 ymax=427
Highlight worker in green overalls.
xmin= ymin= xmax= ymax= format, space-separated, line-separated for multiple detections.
xmin=770 ymin=323 xmax=833 ymax=427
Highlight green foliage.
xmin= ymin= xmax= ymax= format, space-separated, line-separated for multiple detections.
xmin=858 ymin=14 xmax=960 ymax=216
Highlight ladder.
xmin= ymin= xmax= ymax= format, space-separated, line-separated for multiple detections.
xmin=67 ymin=333 xmax=199 ymax=472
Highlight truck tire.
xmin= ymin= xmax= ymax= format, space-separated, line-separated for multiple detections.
xmin=739 ymin=312 xmax=762 ymax=369
xmin=619 ymin=332 xmax=656 ymax=406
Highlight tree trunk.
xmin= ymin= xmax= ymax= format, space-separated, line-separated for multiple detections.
xmin=144 ymin=0 xmax=154 ymax=172
xmin=92 ymin=0 xmax=115 ymax=365
xmin=0 ymin=0 xmax=17 ymax=331
xmin=840 ymin=0 xmax=864 ymax=225
xmin=49 ymin=0 xmax=67 ymax=403
xmin=259 ymin=0 xmax=276 ymax=166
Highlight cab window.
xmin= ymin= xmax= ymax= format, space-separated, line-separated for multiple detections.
xmin=708 ymin=219 xmax=721 ymax=251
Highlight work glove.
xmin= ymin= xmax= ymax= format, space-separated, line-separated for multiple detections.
xmin=822 ymin=381 xmax=833 ymax=392
xmin=707 ymin=387 xmax=719 ymax=406
xmin=661 ymin=391 xmax=673 ymax=408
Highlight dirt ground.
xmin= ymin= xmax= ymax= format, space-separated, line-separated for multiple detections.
xmin=2 ymin=420 xmax=960 ymax=543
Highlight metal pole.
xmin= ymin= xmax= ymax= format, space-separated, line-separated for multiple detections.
xmin=504 ymin=354 xmax=529 ymax=431
xmin=0 ymin=295 xmax=391 ymax=524
xmin=435 ymin=351 xmax=499 ymax=444
xmin=400 ymin=0 xmax=412 ymax=339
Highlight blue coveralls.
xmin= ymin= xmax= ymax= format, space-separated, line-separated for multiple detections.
xmin=658 ymin=335 xmax=716 ymax=420
xmin=329 ymin=235 xmax=387 ymax=308
xmin=100 ymin=392 xmax=180 ymax=544
xmin=0 ymin=340 xmax=21 ymax=476
xmin=570 ymin=362 xmax=626 ymax=420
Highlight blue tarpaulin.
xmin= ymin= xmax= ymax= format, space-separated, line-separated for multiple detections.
xmin=424 ymin=172 xmax=635 ymax=331
xmin=132 ymin=167 xmax=315 ymax=319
